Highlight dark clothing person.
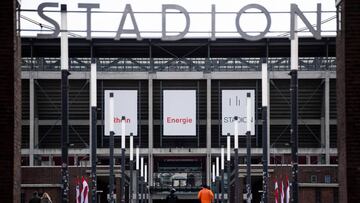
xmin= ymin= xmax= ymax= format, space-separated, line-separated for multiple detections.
xmin=29 ymin=192 xmax=41 ymax=203
xmin=166 ymin=188 xmax=178 ymax=203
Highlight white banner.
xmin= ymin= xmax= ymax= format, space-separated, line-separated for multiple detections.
xmin=222 ymin=90 xmax=255 ymax=136
xmin=163 ymin=90 xmax=196 ymax=136
xmin=104 ymin=90 xmax=138 ymax=136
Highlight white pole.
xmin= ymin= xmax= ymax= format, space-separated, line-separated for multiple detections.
xmin=144 ymin=164 xmax=148 ymax=183
xmin=227 ymin=135 xmax=231 ymax=161
xmin=140 ymin=157 xmax=144 ymax=177
xmin=261 ymin=61 xmax=270 ymax=203
xmin=262 ymin=63 xmax=268 ymax=107
xmin=234 ymin=118 xmax=239 ymax=149
xmin=121 ymin=117 xmax=126 ymax=149
xmin=262 ymin=62 xmax=270 ymax=161
xmin=130 ymin=133 xmax=134 ymax=161
xmin=247 ymin=93 xmax=252 ymax=132
xmin=109 ymin=94 xmax=114 ymax=133
xmin=212 ymin=163 xmax=216 ymax=183
xmin=136 ymin=147 xmax=140 ymax=170
xmin=216 ymin=157 xmax=219 ymax=177
xmin=90 ymin=63 xmax=97 ymax=107
xmin=221 ymin=148 xmax=224 ymax=170
xmin=61 ymin=6 xmax=68 ymax=71
xmin=291 ymin=17 xmax=298 ymax=71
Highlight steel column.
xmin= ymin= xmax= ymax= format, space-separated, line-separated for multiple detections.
xmin=60 ymin=4 xmax=69 ymax=203
xmin=108 ymin=93 xmax=115 ymax=203
xmin=261 ymin=61 xmax=269 ymax=203
xmin=290 ymin=15 xmax=299 ymax=203
xmin=90 ymin=59 xmax=97 ymax=203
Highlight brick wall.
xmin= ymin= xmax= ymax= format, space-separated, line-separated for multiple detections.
xmin=0 ymin=0 xmax=21 ymax=202
xmin=336 ymin=0 xmax=360 ymax=202
xmin=268 ymin=166 xmax=338 ymax=203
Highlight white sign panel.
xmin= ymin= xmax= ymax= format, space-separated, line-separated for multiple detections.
xmin=163 ymin=90 xmax=196 ymax=136
xmin=104 ymin=90 xmax=138 ymax=136
xmin=222 ymin=90 xmax=255 ymax=136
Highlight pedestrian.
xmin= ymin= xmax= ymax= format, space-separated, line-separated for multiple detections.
xmin=40 ymin=192 xmax=52 ymax=203
xmin=198 ymin=184 xmax=214 ymax=203
xmin=29 ymin=191 xmax=41 ymax=203
xmin=166 ymin=188 xmax=178 ymax=203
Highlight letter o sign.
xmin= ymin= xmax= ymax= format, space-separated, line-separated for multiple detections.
xmin=235 ymin=4 xmax=272 ymax=41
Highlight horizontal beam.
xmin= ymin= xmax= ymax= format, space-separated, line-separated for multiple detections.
xmin=298 ymin=183 xmax=339 ymax=188
xmin=21 ymin=119 xmax=337 ymax=126
xmin=21 ymin=147 xmax=338 ymax=156
xmin=22 ymin=71 xmax=336 ymax=80
xmin=21 ymin=184 xmax=62 ymax=188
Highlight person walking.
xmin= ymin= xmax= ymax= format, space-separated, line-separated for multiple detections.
xmin=40 ymin=192 xmax=52 ymax=203
xmin=198 ymin=185 xmax=214 ymax=203
xmin=29 ymin=191 xmax=41 ymax=203
xmin=166 ymin=188 xmax=178 ymax=203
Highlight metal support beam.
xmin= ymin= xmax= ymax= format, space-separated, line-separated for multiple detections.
xmin=290 ymin=15 xmax=299 ymax=203
xmin=148 ymin=74 xmax=154 ymax=203
xmin=234 ymin=149 xmax=239 ymax=203
xmin=206 ymin=75 xmax=212 ymax=186
xmin=90 ymin=59 xmax=97 ymax=203
xmin=60 ymin=4 xmax=70 ymax=203
xmin=261 ymin=60 xmax=269 ymax=203
xmin=108 ymin=93 xmax=115 ymax=203
xmin=29 ymin=76 xmax=35 ymax=166
xmin=325 ymin=73 xmax=330 ymax=164
xmin=246 ymin=93 xmax=252 ymax=203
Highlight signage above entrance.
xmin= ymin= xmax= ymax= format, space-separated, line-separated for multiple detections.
xmin=32 ymin=2 xmax=324 ymax=41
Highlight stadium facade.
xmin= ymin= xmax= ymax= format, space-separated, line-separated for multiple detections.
xmin=19 ymin=37 xmax=338 ymax=203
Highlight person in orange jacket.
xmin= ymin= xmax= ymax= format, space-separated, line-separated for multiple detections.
xmin=198 ymin=184 xmax=214 ymax=203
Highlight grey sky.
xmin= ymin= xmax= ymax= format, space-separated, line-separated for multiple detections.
xmin=20 ymin=0 xmax=336 ymax=39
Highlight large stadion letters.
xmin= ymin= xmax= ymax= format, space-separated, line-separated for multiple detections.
xmin=222 ymin=90 xmax=255 ymax=136
xmin=104 ymin=90 xmax=138 ymax=136
xmin=163 ymin=90 xmax=196 ymax=136
xmin=35 ymin=2 xmax=322 ymax=41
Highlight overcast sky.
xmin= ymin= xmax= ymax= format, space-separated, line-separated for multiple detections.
xmin=20 ymin=0 xmax=336 ymax=39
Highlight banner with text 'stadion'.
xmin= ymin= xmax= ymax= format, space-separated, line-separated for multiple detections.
xmin=222 ymin=90 xmax=255 ymax=136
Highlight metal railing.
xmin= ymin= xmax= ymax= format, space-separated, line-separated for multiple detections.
xmin=21 ymin=57 xmax=336 ymax=72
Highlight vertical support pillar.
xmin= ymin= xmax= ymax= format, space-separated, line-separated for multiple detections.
xmin=29 ymin=75 xmax=35 ymax=166
xmin=120 ymin=116 xmax=126 ymax=203
xmin=216 ymin=157 xmax=220 ymax=203
xmin=246 ymin=93 xmax=252 ymax=203
xmin=108 ymin=92 xmax=115 ymax=203
xmin=226 ymin=133 xmax=231 ymax=203
xmin=261 ymin=60 xmax=269 ymax=203
xmin=130 ymin=133 xmax=134 ymax=203
xmin=140 ymin=157 xmax=144 ymax=203
xmin=221 ymin=147 xmax=225 ymax=203
xmin=148 ymin=74 xmax=154 ymax=203
xmin=233 ymin=117 xmax=239 ymax=203
xmin=90 ymin=60 xmax=97 ymax=203
xmin=136 ymin=147 xmax=140 ymax=203
xmin=290 ymin=15 xmax=299 ymax=203
xmin=206 ymin=75 xmax=212 ymax=186
xmin=60 ymin=4 xmax=70 ymax=203
xmin=325 ymin=73 xmax=330 ymax=164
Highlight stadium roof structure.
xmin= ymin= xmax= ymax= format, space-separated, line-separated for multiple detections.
xmin=21 ymin=37 xmax=335 ymax=58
